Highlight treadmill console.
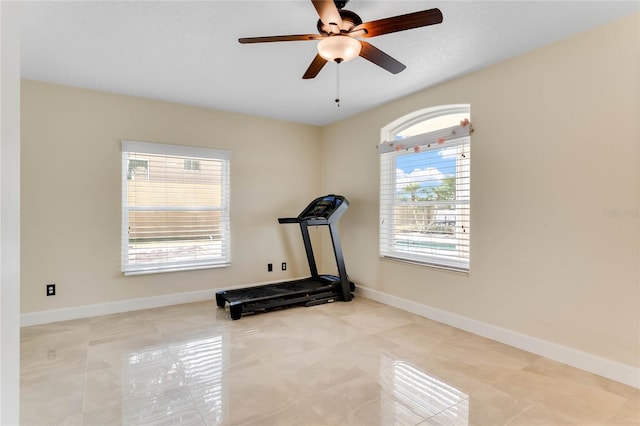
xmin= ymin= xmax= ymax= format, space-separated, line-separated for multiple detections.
xmin=278 ymin=194 xmax=349 ymax=225
xmin=299 ymin=195 xmax=347 ymax=222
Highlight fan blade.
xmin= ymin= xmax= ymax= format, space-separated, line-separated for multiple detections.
xmin=303 ymin=54 xmax=328 ymax=79
xmin=347 ymin=28 xmax=367 ymax=38
xmin=239 ymin=34 xmax=324 ymax=44
xmin=312 ymin=0 xmax=343 ymax=34
xmin=359 ymin=41 xmax=406 ymax=74
xmin=353 ymin=8 xmax=443 ymax=38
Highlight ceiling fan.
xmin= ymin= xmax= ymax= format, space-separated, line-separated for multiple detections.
xmin=239 ymin=0 xmax=443 ymax=79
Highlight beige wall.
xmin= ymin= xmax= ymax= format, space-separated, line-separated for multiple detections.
xmin=21 ymin=80 xmax=321 ymax=313
xmin=21 ymin=14 xmax=639 ymax=369
xmin=320 ymin=14 xmax=639 ymax=367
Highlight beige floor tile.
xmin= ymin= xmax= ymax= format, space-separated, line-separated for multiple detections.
xmin=21 ymin=318 xmax=90 ymax=345
xmin=81 ymin=402 xmax=122 ymax=426
xmin=377 ymin=319 xmax=467 ymax=353
xmin=419 ymin=400 xmax=470 ymax=426
xmin=524 ymin=357 xmax=640 ymax=400
xmin=83 ymin=366 xmax=122 ymax=412
xmin=289 ymin=376 xmax=386 ymax=425
xmin=88 ymin=310 xmax=159 ymax=346
xmin=147 ymin=301 xmax=225 ymax=334
xmin=21 ymin=319 xmax=90 ymax=382
xmin=340 ymin=304 xmax=419 ymax=334
xmin=311 ymin=295 xmax=386 ymax=317
xmin=122 ymin=386 xmax=204 ymax=426
xmin=19 ymin=297 xmax=640 ymax=426
xmin=239 ymin=400 xmax=331 ymax=426
xmin=492 ymin=367 xmax=628 ymax=424
xmin=21 ymin=341 xmax=88 ymax=381
xmin=609 ymin=396 xmax=640 ymax=425
xmin=20 ymin=372 xmax=85 ymax=426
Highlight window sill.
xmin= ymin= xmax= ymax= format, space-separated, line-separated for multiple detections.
xmin=380 ymin=255 xmax=469 ymax=275
xmin=123 ymin=263 xmax=231 ymax=276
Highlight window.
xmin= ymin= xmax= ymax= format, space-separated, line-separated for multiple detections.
xmin=121 ymin=140 xmax=231 ymax=275
xmin=184 ymin=159 xmax=201 ymax=171
xmin=379 ymin=105 xmax=471 ymax=271
xmin=127 ymin=159 xmax=149 ymax=180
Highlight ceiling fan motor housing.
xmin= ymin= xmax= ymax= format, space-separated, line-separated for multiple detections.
xmin=317 ymin=9 xmax=362 ymax=35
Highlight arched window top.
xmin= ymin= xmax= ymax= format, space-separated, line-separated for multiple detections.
xmin=382 ymin=104 xmax=470 ymax=141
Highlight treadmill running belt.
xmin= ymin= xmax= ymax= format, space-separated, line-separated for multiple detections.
xmin=218 ymin=278 xmax=335 ymax=304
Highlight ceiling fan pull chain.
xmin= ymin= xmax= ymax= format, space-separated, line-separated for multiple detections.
xmin=335 ymin=62 xmax=340 ymax=107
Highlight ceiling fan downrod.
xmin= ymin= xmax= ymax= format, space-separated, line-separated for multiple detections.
xmin=334 ymin=0 xmax=348 ymax=10
xmin=335 ymin=59 xmax=342 ymax=107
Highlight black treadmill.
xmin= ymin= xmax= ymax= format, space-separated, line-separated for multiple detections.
xmin=215 ymin=194 xmax=354 ymax=320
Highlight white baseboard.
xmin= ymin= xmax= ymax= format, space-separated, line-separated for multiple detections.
xmin=21 ymin=282 xmax=639 ymax=388
xmin=356 ymin=286 xmax=640 ymax=389
xmin=20 ymin=278 xmax=306 ymax=327
xmin=20 ymin=289 xmax=215 ymax=327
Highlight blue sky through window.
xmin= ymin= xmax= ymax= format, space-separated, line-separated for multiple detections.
xmin=396 ymin=148 xmax=456 ymax=195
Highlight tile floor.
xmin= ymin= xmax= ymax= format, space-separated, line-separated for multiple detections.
xmin=20 ymin=297 xmax=639 ymax=425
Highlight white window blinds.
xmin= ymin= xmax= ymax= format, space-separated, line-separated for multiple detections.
xmin=121 ymin=140 xmax=231 ymax=275
xmin=379 ymin=115 xmax=471 ymax=271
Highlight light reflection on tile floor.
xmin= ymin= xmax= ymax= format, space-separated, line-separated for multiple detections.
xmin=20 ymin=297 xmax=639 ymax=425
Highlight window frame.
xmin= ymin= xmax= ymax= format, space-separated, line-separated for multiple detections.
xmin=379 ymin=104 xmax=471 ymax=272
xmin=121 ymin=140 xmax=231 ymax=275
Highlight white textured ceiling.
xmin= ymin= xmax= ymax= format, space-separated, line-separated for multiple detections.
xmin=17 ymin=1 xmax=639 ymax=126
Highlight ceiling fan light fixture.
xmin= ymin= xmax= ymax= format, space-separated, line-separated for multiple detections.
xmin=317 ymin=35 xmax=361 ymax=63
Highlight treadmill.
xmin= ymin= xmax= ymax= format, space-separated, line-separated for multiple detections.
xmin=215 ymin=194 xmax=354 ymax=320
